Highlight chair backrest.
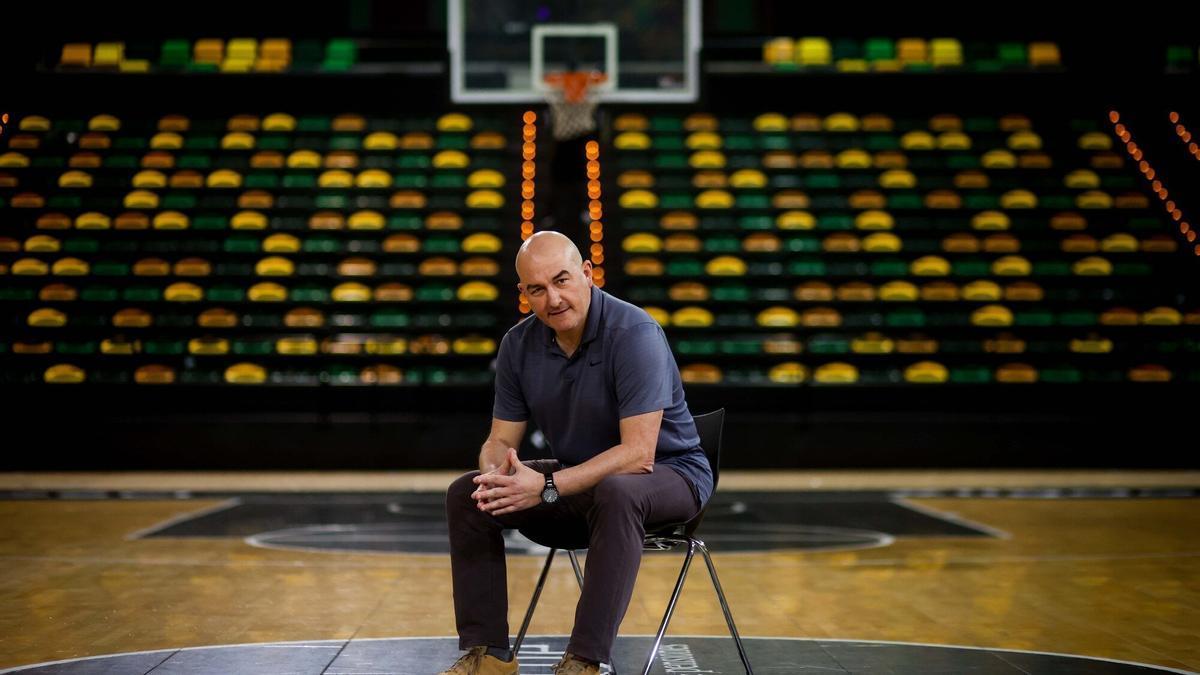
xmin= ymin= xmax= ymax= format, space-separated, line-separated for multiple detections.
xmin=691 ymin=408 xmax=725 ymax=492
xmin=679 ymin=408 xmax=724 ymax=537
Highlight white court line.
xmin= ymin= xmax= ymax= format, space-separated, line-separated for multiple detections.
xmin=0 ymin=635 xmax=1194 ymax=674
xmin=124 ymin=497 xmax=244 ymax=540
xmin=891 ymin=495 xmax=1014 ymax=539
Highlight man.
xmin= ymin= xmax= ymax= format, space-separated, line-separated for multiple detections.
xmin=439 ymin=231 xmax=714 ymax=675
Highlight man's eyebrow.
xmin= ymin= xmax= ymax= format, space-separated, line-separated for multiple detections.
xmin=523 ymin=269 xmax=571 ymax=291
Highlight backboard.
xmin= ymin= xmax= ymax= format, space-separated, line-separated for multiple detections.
xmin=448 ymin=0 xmax=700 ymax=103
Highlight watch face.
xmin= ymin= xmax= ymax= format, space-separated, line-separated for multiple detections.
xmin=541 ymin=487 xmax=559 ymax=504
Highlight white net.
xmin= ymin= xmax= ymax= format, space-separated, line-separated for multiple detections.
xmin=547 ymin=91 xmax=599 ymax=141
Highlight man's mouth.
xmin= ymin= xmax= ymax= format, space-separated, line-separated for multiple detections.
xmin=549 ymin=308 xmax=569 ymax=316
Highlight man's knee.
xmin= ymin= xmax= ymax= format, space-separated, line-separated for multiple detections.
xmin=446 ymin=470 xmax=480 ymax=509
xmin=592 ymin=474 xmax=642 ymax=513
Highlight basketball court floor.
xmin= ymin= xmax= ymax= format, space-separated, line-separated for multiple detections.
xmin=1 ymin=470 xmax=1196 ymax=674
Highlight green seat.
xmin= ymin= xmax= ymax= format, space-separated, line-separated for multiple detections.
xmin=207 ymin=285 xmax=246 ymax=302
xmin=48 ymin=195 xmax=83 ymax=209
xmin=144 ymin=340 xmax=186 ymax=355
xmin=417 ymin=284 xmax=455 ymax=301
xmin=952 ymin=260 xmax=991 ymax=276
xmin=660 ymin=194 xmax=693 ymax=209
xmin=81 ymin=286 xmax=119 ymax=301
xmin=156 ymin=314 xmax=193 ymax=328
xmin=370 ymin=310 xmax=410 ymax=328
xmin=388 ymin=216 xmax=422 ymax=230
xmin=711 ymin=284 xmax=750 ymax=302
xmin=785 ymin=237 xmax=820 ymax=253
xmin=703 ymin=235 xmax=741 ymax=253
xmin=63 ymin=237 xmax=99 ymax=253
xmin=316 ymin=194 xmax=348 ymax=209
xmin=864 ymin=38 xmax=895 ymax=61
xmin=193 ymin=215 xmax=228 ymax=230
xmin=291 ymin=285 xmax=330 ymax=302
xmin=424 ymin=236 xmax=460 ymax=253
xmin=1014 ymin=310 xmax=1054 ymax=326
xmin=0 ymin=288 xmax=34 ymax=301
xmin=224 ymin=235 xmax=260 ymax=253
xmin=719 ymin=339 xmax=761 ymax=355
xmin=160 ymin=39 xmax=190 ymax=68
xmin=788 ymin=259 xmax=826 ymax=275
xmin=1058 ymin=310 xmax=1097 ymax=326
xmin=808 ymin=335 xmax=850 ymax=354
xmin=886 ymin=309 xmax=926 ymax=327
xmin=122 ymin=287 xmax=161 ymax=302
xmin=675 ymin=340 xmax=718 ymax=356
xmin=654 ymin=154 xmax=688 ymax=170
xmin=870 ymin=259 xmax=909 ymax=276
xmin=650 ymin=116 xmax=683 ymax=133
xmin=324 ymin=38 xmax=357 ymax=70
xmin=950 ymin=366 xmax=991 ymax=384
xmin=734 ymin=194 xmax=770 ymax=209
xmin=233 ymin=340 xmax=274 ymax=355
xmin=667 ymin=259 xmax=704 ymax=276
xmin=298 ymin=116 xmax=331 ymax=132
xmin=93 ymin=261 xmax=130 ymax=276
xmin=431 ymin=173 xmax=466 ymax=189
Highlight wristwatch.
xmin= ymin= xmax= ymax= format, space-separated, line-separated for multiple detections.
xmin=540 ymin=472 xmax=559 ymax=504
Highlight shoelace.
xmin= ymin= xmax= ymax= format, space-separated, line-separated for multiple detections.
xmin=554 ymin=653 xmax=596 ymax=674
xmin=449 ymin=647 xmax=485 ymax=673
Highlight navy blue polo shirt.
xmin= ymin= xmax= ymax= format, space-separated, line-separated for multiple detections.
xmin=492 ymin=285 xmax=713 ymax=506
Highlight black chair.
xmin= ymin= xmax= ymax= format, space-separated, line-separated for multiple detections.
xmin=511 ymin=408 xmax=753 ymax=675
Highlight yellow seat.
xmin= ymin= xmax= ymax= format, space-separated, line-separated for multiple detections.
xmin=962 ymin=280 xmax=1002 ymax=302
xmin=1070 ymin=336 xmax=1113 ymax=354
xmin=199 ymin=308 xmax=239 ymax=328
xmin=1078 ymin=132 xmax=1112 ymax=150
xmin=88 ymin=113 xmax=121 ymax=131
xmin=622 ymin=233 xmax=663 ymax=253
xmin=331 ymin=282 xmax=371 ymax=302
xmin=619 ymin=190 xmax=659 ymax=209
xmin=814 ymin=362 xmax=858 ymax=384
xmin=364 ymin=132 xmax=399 ymax=150
xmin=937 ymin=132 xmax=971 ymax=150
xmin=164 ymin=282 xmax=203 ymax=302
xmin=263 ymin=113 xmax=296 ymax=132
xmin=689 ymin=150 xmax=726 ymax=169
xmin=150 ymin=132 xmax=184 ymax=150
xmin=465 ymin=189 xmax=504 ymax=208
xmin=232 ymin=211 xmax=267 ymax=230
xmin=757 ymin=306 xmax=799 ymax=327
xmin=1008 ymin=130 xmax=1042 ymax=150
xmin=58 ymin=170 xmax=93 ymax=188
xmin=879 ymin=280 xmax=918 ymax=301
xmin=333 ymin=114 xmax=366 ymax=132
xmin=51 ymin=257 xmax=88 ymax=275
xmin=863 ymin=232 xmax=901 ymax=252
xmin=686 ymin=131 xmax=722 ymax=150
xmin=768 ymin=362 xmax=807 ymax=384
xmin=276 ymin=336 xmax=318 ymax=356
xmin=343 ymin=210 xmax=383 ymax=231
xmin=705 ymin=255 xmax=747 ymax=276
xmin=457 ymin=281 xmax=499 ymax=301
xmin=1029 ymin=42 xmax=1061 ymax=67
xmin=614 ymin=113 xmax=649 ymax=131
xmin=777 ymin=210 xmax=816 ymax=230
xmin=972 ymin=211 xmax=1010 ymax=231
xmin=681 ymin=364 xmax=723 ymax=384
xmin=221 ymin=132 xmax=255 ymax=150
xmin=1077 ymin=191 xmax=1113 ymax=209
xmin=672 ymin=306 xmax=714 ymax=327
xmin=879 ymin=169 xmax=916 ymax=189
xmin=1100 ymin=233 xmax=1138 ymax=253
xmin=28 ymin=308 xmax=67 ymax=327
xmin=1000 ymin=189 xmax=1037 ymax=209
xmin=729 ymin=169 xmax=767 ymax=189
xmin=452 ymin=336 xmax=497 ymax=355
xmin=823 ymin=113 xmax=859 ymax=132
xmin=467 ymin=169 xmax=505 ymax=189
xmin=643 ymin=306 xmax=670 ymax=326
xmin=664 ymin=233 xmax=702 ymax=252
xmin=426 ymin=212 xmax=463 ymax=230
xmin=900 ymin=131 xmax=935 ymax=150
xmin=796 ymin=37 xmax=832 ymax=66
xmin=132 ymin=170 xmax=167 ymax=188
xmin=993 ymin=255 xmax=1031 ymax=276
xmin=24 ymin=235 xmax=61 ymax=253
xmin=255 ymin=256 xmax=295 ymax=276
xmin=245 ymin=282 xmax=285 ymax=302
xmin=432 ymin=150 xmax=470 ymax=169
xmin=45 ymin=364 xmax=85 ymax=384
xmin=390 ymin=191 xmax=428 ymax=209
xmin=437 ymin=113 xmax=473 ymax=132
xmin=996 ymin=363 xmax=1038 ymax=383
xmin=189 ymin=337 xmax=230 ymax=355
xmin=668 ymin=282 xmax=709 ymax=302
xmin=470 ymin=132 xmax=507 ymax=150
xmin=356 ymin=170 xmax=393 ymax=188
xmin=319 ymin=170 xmax=354 ymax=188
xmin=194 ymin=38 xmax=224 ymax=64
xmin=971 ymin=304 xmax=1014 ymax=326
xmin=905 ymin=361 xmax=948 ymax=383
xmin=624 ymin=257 xmax=664 ymax=275
xmin=752 ymin=113 xmax=788 ymax=132
xmin=384 ymin=234 xmax=421 ymax=253
xmin=1072 ymin=256 xmax=1112 ymax=275
xmin=743 ymin=232 xmax=781 ymax=252
xmin=206 ymin=169 xmax=243 ymax=188
xmin=419 ymin=257 xmax=459 ymax=276
xmin=61 ymin=43 xmax=92 ymax=68
xmin=225 ymin=363 xmax=267 ymax=385
xmin=113 ymin=308 xmax=153 ymax=328
xmin=134 ymin=365 xmax=176 ymax=384
xmin=836 ymin=149 xmax=872 ymax=169
xmin=287 ymin=150 xmax=322 ymax=169
xmin=981 ymin=149 xmax=1017 ymax=169
xmin=695 ymin=190 xmax=734 ymax=208
xmin=124 ymin=190 xmax=159 ymax=209
xmin=855 ymin=210 xmax=894 ymax=231
xmin=911 ymin=255 xmax=950 ymax=276
xmin=1143 ymin=307 xmax=1182 ymax=326
xmin=152 ymin=211 xmax=188 ymax=230
xmin=0 ymin=152 xmax=30 ymax=168
xmin=1065 ymin=169 xmax=1101 ymax=189
xmin=174 ymin=258 xmax=211 ymax=276
xmin=262 ymin=233 xmax=300 ymax=253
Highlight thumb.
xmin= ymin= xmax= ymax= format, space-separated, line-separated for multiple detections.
xmin=508 ymin=447 xmax=520 ymax=464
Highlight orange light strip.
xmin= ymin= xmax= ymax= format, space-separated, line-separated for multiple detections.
xmin=1168 ymin=111 xmax=1199 ymax=162
xmin=585 ymin=140 xmax=605 ymax=288
xmin=1109 ymin=110 xmax=1196 ymax=256
xmin=519 ymin=110 xmax=538 ymax=314
xmin=0 ymin=112 xmax=9 ymax=139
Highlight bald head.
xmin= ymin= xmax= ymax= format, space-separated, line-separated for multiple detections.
xmin=515 ymin=230 xmax=583 ymax=278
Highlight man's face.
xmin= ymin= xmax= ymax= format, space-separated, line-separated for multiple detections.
xmin=518 ymin=254 xmax=594 ymax=335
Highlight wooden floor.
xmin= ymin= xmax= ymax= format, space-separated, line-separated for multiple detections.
xmin=0 ymin=471 xmax=1197 ymax=672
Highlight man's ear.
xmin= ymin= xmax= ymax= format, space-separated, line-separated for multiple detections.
xmin=581 ymin=259 xmax=594 ymax=286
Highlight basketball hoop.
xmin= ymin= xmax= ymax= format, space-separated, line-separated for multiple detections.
xmin=544 ymin=70 xmax=606 ymax=141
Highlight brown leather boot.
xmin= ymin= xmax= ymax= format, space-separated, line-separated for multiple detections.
xmin=437 ymin=646 xmax=519 ymax=675
xmin=552 ymin=651 xmax=601 ymax=674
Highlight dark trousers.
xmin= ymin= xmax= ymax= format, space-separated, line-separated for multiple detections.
xmin=446 ymin=459 xmax=701 ymax=665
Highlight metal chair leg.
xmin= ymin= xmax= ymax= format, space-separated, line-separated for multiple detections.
xmin=639 ymin=540 xmax=698 ymax=675
xmin=511 ymin=547 xmax=557 ymax=658
xmin=697 ymin=541 xmax=754 ymax=674
xmin=567 ymin=549 xmax=585 ymax=590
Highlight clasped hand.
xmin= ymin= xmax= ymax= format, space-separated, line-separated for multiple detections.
xmin=472 ymin=447 xmax=545 ymax=516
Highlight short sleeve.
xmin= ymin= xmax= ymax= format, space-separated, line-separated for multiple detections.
xmin=492 ymin=331 xmax=529 ymax=421
xmin=613 ymin=322 xmax=675 ymax=419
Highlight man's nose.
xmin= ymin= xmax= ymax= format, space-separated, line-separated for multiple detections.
xmin=546 ymin=287 xmax=562 ymax=306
